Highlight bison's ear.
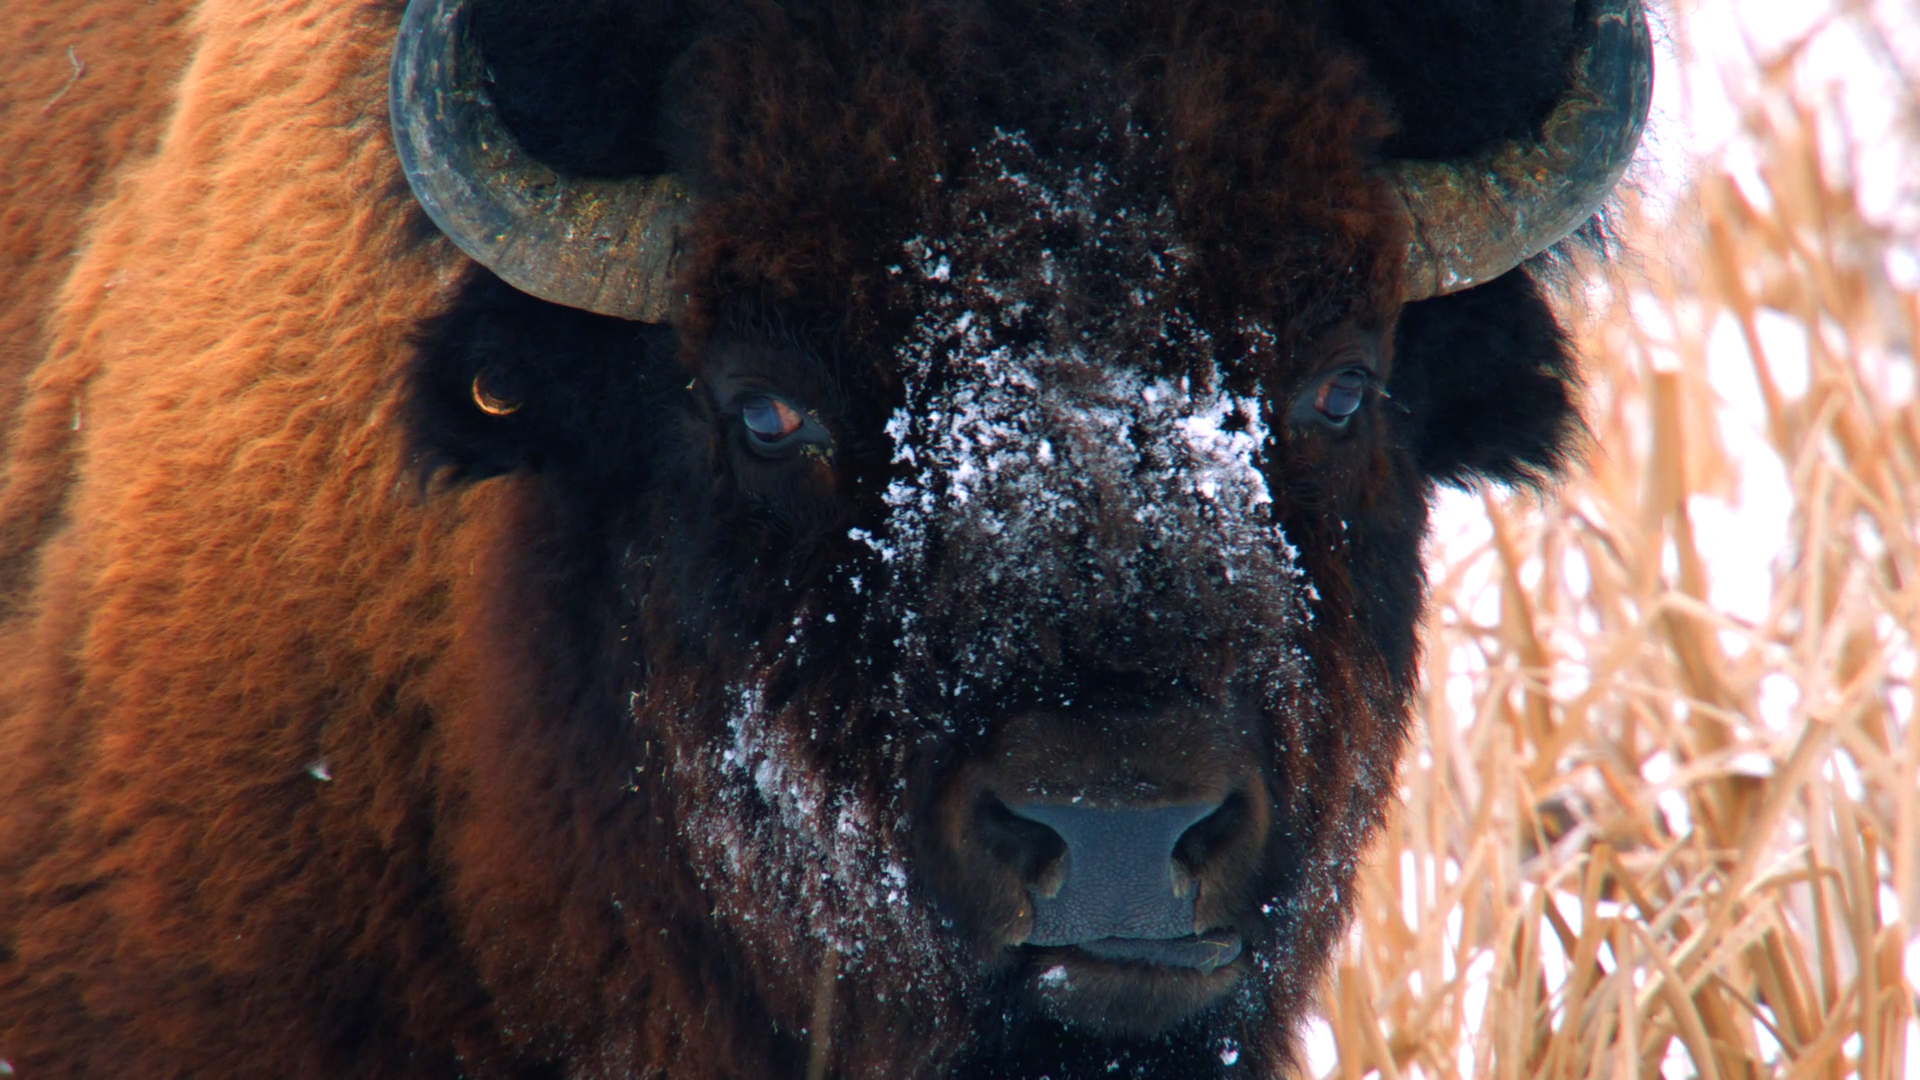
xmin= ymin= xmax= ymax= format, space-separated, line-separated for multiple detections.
xmin=471 ymin=0 xmax=707 ymax=178
xmin=1386 ymin=269 xmax=1583 ymax=490
xmin=407 ymin=273 xmax=678 ymax=484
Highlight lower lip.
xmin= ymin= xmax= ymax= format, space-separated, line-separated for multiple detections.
xmin=1070 ymin=932 xmax=1245 ymax=973
xmin=1024 ymin=938 xmax=1247 ymax=1029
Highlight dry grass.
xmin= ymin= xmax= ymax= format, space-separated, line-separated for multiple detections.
xmin=1315 ymin=3 xmax=1920 ymax=1077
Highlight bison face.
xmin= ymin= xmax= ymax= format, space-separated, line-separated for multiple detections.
xmin=620 ymin=125 xmax=1422 ymax=1066
xmin=853 ymin=132 xmax=1374 ymax=1038
xmin=401 ymin=0 xmax=1646 ymax=1075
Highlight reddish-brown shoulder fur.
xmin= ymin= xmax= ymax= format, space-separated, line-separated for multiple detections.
xmin=0 ymin=2 xmax=525 ymax=1076
xmin=0 ymin=0 xmax=196 ymax=614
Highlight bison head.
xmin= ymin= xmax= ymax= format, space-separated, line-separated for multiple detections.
xmin=394 ymin=1 xmax=1648 ymax=1076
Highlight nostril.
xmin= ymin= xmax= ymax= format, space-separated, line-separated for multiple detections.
xmin=1008 ymin=800 xmax=1223 ymax=946
xmin=974 ymin=795 xmax=1068 ymax=888
xmin=1172 ymin=790 xmax=1251 ymax=874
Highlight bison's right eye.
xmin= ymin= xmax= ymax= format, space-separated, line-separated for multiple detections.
xmin=1290 ymin=367 xmax=1375 ymax=433
xmin=736 ymin=393 xmax=832 ymax=459
xmin=1315 ymin=370 xmax=1369 ymax=422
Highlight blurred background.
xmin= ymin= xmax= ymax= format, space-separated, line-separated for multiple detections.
xmin=1312 ymin=1 xmax=1920 ymax=1077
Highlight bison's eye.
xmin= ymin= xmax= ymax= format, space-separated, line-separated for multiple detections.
xmin=742 ymin=396 xmax=803 ymax=440
xmin=736 ymin=394 xmax=831 ymax=458
xmin=1317 ymin=370 xmax=1368 ymax=420
xmin=1292 ymin=367 xmax=1374 ymax=432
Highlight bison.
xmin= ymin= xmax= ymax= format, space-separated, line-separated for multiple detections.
xmin=0 ymin=0 xmax=1649 ymax=1076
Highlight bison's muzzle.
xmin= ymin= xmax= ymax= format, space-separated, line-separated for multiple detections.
xmin=928 ymin=703 xmax=1272 ymax=1036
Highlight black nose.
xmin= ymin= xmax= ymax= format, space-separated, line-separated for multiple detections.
xmin=1007 ymin=800 xmax=1221 ymax=946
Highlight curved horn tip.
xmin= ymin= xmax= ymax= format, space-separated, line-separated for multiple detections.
xmin=1395 ymin=0 xmax=1653 ymax=301
xmin=390 ymin=0 xmax=694 ymax=322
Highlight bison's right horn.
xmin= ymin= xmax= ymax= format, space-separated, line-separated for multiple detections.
xmin=1392 ymin=0 xmax=1653 ymax=299
xmin=390 ymin=0 xmax=692 ymax=322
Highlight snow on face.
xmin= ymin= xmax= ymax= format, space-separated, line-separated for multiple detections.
xmin=675 ymin=128 xmax=1316 ymax=998
xmin=867 ymin=129 xmax=1314 ymax=704
xmin=676 ymin=682 xmax=930 ymax=966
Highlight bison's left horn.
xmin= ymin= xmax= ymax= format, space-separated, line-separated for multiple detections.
xmin=1392 ymin=0 xmax=1653 ymax=300
xmin=390 ymin=0 xmax=691 ymax=322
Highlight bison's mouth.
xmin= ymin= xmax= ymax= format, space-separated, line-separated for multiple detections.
xmin=921 ymin=704 xmax=1276 ymax=1037
xmin=1072 ymin=930 xmax=1243 ymax=971
xmin=1019 ymin=931 xmax=1248 ymax=1036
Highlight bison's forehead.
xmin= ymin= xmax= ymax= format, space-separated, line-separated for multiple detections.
xmin=864 ymin=130 xmax=1314 ymax=696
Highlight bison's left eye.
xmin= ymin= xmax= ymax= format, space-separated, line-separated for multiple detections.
xmin=742 ymin=396 xmax=802 ymax=440
xmin=737 ymin=394 xmax=832 ymax=458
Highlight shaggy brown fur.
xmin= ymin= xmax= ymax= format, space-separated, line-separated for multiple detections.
xmin=0 ymin=1 xmax=1590 ymax=1077
xmin=0 ymin=2 xmax=497 ymax=1075
xmin=0 ymin=0 xmax=197 ymax=614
